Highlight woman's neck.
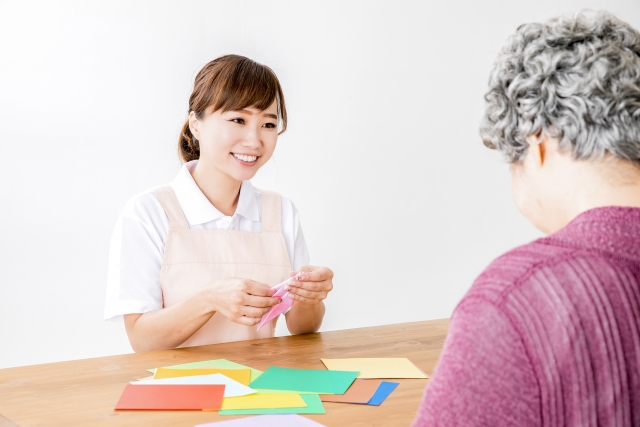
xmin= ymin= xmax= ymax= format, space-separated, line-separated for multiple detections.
xmin=573 ymin=160 xmax=640 ymax=213
xmin=558 ymin=158 xmax=640 ymax=231
xmin=191 ymin=159 xmax=241 ymax=217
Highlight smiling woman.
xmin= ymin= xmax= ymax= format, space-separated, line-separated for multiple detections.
xmin=178 ymin=55 xmax=287 ymax=164
xmin=104 ymin=55 xmax=334 ymax=352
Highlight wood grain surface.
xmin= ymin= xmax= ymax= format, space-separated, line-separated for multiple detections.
xmin=0 ymin=319 xmax=449 ymax=427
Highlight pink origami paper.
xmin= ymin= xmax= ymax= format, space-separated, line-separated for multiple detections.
xmin=256 ymin=275 xmax=298 ymax=330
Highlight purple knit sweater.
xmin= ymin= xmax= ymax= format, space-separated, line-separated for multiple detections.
xmin=413 ymin=207 xmax=640 ymax=427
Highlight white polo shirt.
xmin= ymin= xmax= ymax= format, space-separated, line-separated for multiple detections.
xmin=104 ymin=160 xmax=310 ymax=321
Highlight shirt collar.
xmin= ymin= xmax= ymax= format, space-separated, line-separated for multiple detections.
xmin=546 ymin=206 xmax=640 ymax=262
xmin=170 ymin=160 xmax=260 ymax=226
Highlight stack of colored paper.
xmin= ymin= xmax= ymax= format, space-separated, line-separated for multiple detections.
xmin=114 ymin=357 xmax=426 ymax=414
xmin=122 ymin=359 xmax=335 ymax=415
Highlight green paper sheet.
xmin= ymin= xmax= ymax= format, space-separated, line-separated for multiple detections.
xmin=249 ymin=366 xmax=359 ymax=394
xmin=218 ymin=393 xmax=325 ymax=415
xmin=255 ymin=389 xmax=315 ymax=395
xmin=147 ymin=359 xmax=262 ymax=382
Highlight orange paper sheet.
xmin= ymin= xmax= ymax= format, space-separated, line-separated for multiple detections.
xmin=114 ymin=384 xmax=224 ymax=410
xmin=154 ymin=367 xmax=251 ymax=385
xmin=319 ymin=379 xmax=382 ymax=403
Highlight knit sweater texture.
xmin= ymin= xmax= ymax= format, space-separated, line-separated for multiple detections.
xmin=413 ymin=207 xmax=640 ymax=427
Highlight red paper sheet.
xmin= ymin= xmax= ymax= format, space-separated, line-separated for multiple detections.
xmin=115 ymin=384 xmax=224 ymax=410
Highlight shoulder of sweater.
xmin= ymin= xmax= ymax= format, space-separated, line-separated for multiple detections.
xmin=460 ymin=237 xmax=577 ymax=306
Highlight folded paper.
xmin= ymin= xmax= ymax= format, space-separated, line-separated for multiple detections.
xmin=319 ymin=379 xmax=382 ymax=403
xmin=249 ymin=366 xmax=358 ymax=394
xmin=114 ymin=384 xmax=224 ymax=410
xmin=218 ymin=394 xmax=326 ymax=415
xmin=321 ymin=358 xmax=428 ymax=378
xmin=154 ymin=367 xmax=251 ymax=385
xmin=257 ymin=277 xmax=296 ymax=331
xmin=131 ymin=373 xmax=255 ymax=398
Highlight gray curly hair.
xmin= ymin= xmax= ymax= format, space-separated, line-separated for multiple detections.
xmin=480 ymin=11 xmax=640 ymax=163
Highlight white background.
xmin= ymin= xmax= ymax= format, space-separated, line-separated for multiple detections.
xmin=1 ymin=0 xmax=639 ymax=369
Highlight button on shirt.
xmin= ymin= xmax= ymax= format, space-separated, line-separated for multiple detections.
xmin=104 ymin=160 xmax=310 ymax=321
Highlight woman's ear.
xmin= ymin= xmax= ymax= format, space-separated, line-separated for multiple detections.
xmin=526 ymin=134 xmax=546 ymax=169
xmin=188 ymin=111 xmax=200 ymax=140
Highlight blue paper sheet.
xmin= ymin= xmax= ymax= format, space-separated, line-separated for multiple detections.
xmin=367 ymin=381 xmax=399 ymax=406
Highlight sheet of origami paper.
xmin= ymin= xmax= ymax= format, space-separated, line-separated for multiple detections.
xmin=218 ymin=393 xmax=306 ymax=410
xmin=218 ymin=394 xmax=326 ymax=415
xmin=320 ymin=358 xmax=428 ymax=378
xmin=147 ymin=359 xmax=262 ymax=382
xmin=319 ymin=379 xmax=382 ymax=403
xmin=114 ymin=384 xmax=224 ymax=410
xmin=154 ymin=367 xmax=251 ymax=385
xmin=367 ymin=381 xmax=400 ymax=406
xmin=130 ymin=373 xmax=255 ymax=397
xmin=249 ymin=366 xmax=358 ymax=394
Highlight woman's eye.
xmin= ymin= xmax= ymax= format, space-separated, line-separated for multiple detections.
xmin=263 ymin=123 xmax=276 ymax=129
xmin=231 ymin=118 xmax=245 ymax=124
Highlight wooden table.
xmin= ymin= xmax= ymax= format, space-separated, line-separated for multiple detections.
xmin=0 ymin=319 xmax=449 ymax=427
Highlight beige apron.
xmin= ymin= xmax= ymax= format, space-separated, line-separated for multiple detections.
xmin=154 ymin=185 xmax=292 ymax=347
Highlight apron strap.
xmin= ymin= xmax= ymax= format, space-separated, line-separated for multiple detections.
xmin=153 ymin=185 xmax=189 ymax=230
xmin=260 ymin=190 xmax=282 ymax=233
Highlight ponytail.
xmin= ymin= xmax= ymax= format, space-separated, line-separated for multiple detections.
xmin=178 ymin=119 xmax=200 ymax=163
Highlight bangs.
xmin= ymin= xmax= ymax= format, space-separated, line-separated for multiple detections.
xmin=206 ymin=58 xmax=286 ymax=133
xmin=213 ymin=61 xmax=279 ymax=112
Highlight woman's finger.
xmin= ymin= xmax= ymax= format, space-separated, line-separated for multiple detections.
xmin=232 ymin=314 xmax=262 ymax=326
xmin=286 ymin=286 xmax=327 ymax=301
xmin=244 ymin=280 xmax=275 ymax=297
xmin=287 ymin=292 xmax=320 ymax=304
xmin=244 ymin=294 xmax=280 ymax=308
xmin=287 ymin=279 xmax=332 ymax=292
xmin=240 ymin=305 xmax=271 ymax=318
xmin=292 ymin=266 xmax=333 ymax=282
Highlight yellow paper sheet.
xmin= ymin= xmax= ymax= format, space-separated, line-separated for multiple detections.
xmin=154 ymin=367 xmax=252 ymax=385
xmin=219 ymin=393 xmax=307 ymax=410
xmin=321 ymin=358 xmax=428 ymax=379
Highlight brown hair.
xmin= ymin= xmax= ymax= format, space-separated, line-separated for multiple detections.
xmin=178 ymin=55 xmax=288 ymax=163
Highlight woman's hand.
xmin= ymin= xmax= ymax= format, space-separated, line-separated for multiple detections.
xmin=124 ymin=277 xmax=278 ymax=352
xmin=208 ymin=277 xmax=279 ymax=326
xmin=285 ymin=266 xmax=334 ymax=304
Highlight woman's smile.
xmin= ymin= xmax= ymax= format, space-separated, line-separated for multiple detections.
xmin=231 ymin=152 xmax=259 ymax=165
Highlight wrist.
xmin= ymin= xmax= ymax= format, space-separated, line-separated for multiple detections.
xmin=200 ymin=283 xmax=219 ymax=314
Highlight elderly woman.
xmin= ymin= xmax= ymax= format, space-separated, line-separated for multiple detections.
xmin=413 ymin=11 xmax=640 ymax=427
